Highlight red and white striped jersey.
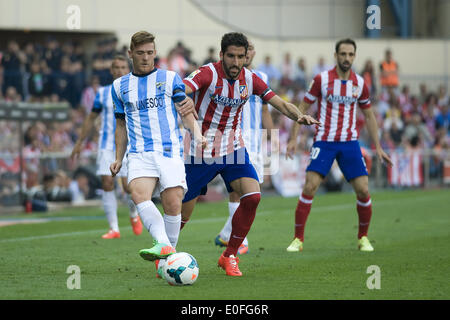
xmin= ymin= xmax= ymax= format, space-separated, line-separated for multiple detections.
xmin=183 ymin=61 xmax=275 ymax=158
xmin=304 ymin=66 xmax=371 ymax=142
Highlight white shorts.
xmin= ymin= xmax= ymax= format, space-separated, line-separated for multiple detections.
xmin=127 ymin=151 xmax=188 ymax=194
xmin=248 ymin=151 xmax=264 ymax=184
xmin=96 ymin=149 xmax=127 ymax=177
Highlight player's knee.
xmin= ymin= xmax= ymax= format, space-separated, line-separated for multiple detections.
xmin=356 ymin=189 xmax=370 ymax=200
xmin=130 ymin=189 xmax=147 ymax=204
xmin=163 ymin=200 xmax=182 ymax=215
xmin=303 ymin=180 xmax=319 ymax=196
xmin=102 ymin=179 xmax=115 ymax=192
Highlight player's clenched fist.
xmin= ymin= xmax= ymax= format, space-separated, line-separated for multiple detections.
xmin=110 ymin=160 xmax=122 ymax=177
xmin=196 ymin=135 xmax=207 ymax=149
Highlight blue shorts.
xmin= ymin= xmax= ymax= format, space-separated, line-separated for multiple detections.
xmin=306 ymin=141 xmax=368 ymax=182
xmin=183 ymin=148 xmax=259 ymax=202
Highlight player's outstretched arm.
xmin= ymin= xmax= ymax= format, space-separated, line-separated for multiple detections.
xmin=70 ymin=112 xmax=99 ymax=160
xmin=110 ymin=118 xmax=128 ymax=177
xmin=285 ymin=100 xmax=313 ymax=159
xmin=361 ymin=107 xmax=393 ymax=167
xmin=268 ymin=95 xmax=319 ymax=126
xmin=177 ymin=98 xmax=207 ymax=150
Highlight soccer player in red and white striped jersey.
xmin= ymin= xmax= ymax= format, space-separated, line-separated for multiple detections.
xmin=286 ymin=38 xmax=392 ymax=253
xmin=178 ymin=32 xmax=319 ymax=276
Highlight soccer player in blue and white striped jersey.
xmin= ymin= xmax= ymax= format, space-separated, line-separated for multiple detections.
xmin=215 ymin=41 xmax=276 ymax=254
xmin=110 ymin=31 xmax=205 ymax=267
xmin=71 ymin=55 xmax=142 ymax=239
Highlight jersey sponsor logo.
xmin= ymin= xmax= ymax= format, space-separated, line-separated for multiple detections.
xmin=124 ymin=96 xmax=165 ymax=112
xmin=326 ymin=94 xmax=358 ymax=104
xmin=211 ymin=94 xmax=248 ymax=108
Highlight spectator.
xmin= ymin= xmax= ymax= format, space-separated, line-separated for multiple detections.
xmin=42 ymin=171 xmax=72 ymax=202
xmin=50 ymin=55 xmax=73 ymax=104
xmin=4 ymin=86 xmax=21 ymax=102
xmin=28 ymin=60 xmax=50 ymax=102
xmin=293 ymin=57 xmax=307 ymax=90
xmin=168 ymin=47 xmax=189 ymax=78
xmin=43 ymin=36 xmax=62 ymax=72
xmin=80 ymin=75 xmax=100 ymax=114
xmin=377 ymin=86 xmax=397 ymax=117
xmin=435 ymin=102 xmax=450 ymax=135
xmin=380 ymin=130 xmax=395 ymax=150
xmin=92 ymin=40 xmax=112 ymax=85
xmin=257 ymin=55 xmax=280 ymax=88
xmin=437 ymin=85 xmax=449 ymax=109
xmin=312 ymin=56 xmax=330 ymax=77
xmin=23 ymin=136 xmax=41 ymax=189
xmin=403 ymin=112 xmax=433 ymax=147
xmin=361 ymin=59 xmax=376 ymax=97
xmin=203 ymin=47 xmax=217 ymax=65
xmin=430 ymin=133 xmax=448 ymax=178
xmin=398 ymin=85 xmax=411 ymax=110
xmin=418 ymin=83 xmax=428 ymax=106
xmin=383 ymin=100 xmax=404 ymax=132
xmin=279 ymin=52 xmax=295 ymax=88
xmin=422 ymin=93 xmax=439 ymax=137
xmin=379 ymin=48 xmax=399 ymax=92
xmin=1 ymin=40 xmax=26 ymax=98
xmin=389 ymin=119 xmax=404 ymax=147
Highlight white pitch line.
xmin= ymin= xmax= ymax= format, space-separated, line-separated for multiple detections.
xmin=0 ymin=193 xmax=445 ymax=243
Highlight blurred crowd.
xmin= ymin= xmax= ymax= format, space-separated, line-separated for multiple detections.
xmin=0 ymin=36 xmax=449 ymax=207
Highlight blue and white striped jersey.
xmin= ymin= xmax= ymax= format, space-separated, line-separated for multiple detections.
xmin=240 ymin=70 xmax=269 ymax=154
xmin=92 ymin=85 xmax=116 ymax=151
xmin=112 ymin=69 xmax=186 ymax=158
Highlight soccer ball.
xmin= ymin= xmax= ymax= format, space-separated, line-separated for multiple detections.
xmin=162 ymin=252 xmax=199 ymax=286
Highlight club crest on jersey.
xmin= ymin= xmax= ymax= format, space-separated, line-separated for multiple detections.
xmin=239 ymin=85 xmax=248 ymax=99
xmin=156 ymin=82 xmax=165 ymax=90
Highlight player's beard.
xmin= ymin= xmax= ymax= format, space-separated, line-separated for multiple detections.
xmin=223 ymin=62 xmax=241 ymax=79
xmin=338 ymin=60 xmax=352 ymax=73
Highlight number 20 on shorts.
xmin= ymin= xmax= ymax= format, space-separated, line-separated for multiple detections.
xmin=310 ymin=147 xmax=320 ymax=160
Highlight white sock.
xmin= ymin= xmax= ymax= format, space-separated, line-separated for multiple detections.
xmin=136 ymin=200 xmax=171 ymax=245
xmin=219 ymin=202 xmax=239 ymax=242
xmin=127 ymin=195 xmax=138 ymax=218
xmin=163 ymin=214 xmax=181 ymax=248
xmin=102 ymin=191 xmax=119 ymax=232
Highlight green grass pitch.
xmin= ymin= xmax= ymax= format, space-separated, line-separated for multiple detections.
xmin=0 ymin=189 xmax=449 ymax=300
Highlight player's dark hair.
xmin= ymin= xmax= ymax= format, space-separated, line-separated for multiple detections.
xmin=221 ymin=32 xmax=248 ymax=54
xmin=335 ymin=38 xmax=356 ymax=53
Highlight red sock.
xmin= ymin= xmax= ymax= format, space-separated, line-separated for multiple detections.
xmin=224 ymin=192 xmax=261 ymax=257
xmin=180 ymin=218 xmax=189 ymax=231
xmin=294 ymin=193 xmax=314 ymax=241
xmin=356 ymin=196 xmax=372 ymax=239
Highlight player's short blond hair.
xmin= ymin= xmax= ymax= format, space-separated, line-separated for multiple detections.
xmin=130 ymin=31 xmax=155 ymax=51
